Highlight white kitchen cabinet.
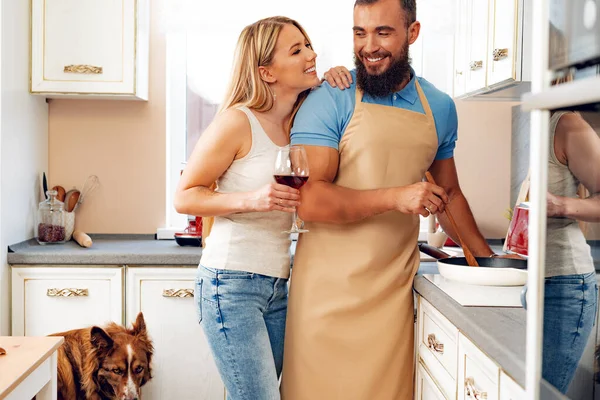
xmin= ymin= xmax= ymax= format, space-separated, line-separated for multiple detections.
xmin=458 ymin=333 xmax=499 ymax=400
xmin=416 ymin=362 xmax=447 ymax=400
xmin=416 ymin=296 xmax=528 ymax=400
xmin=30 ymin=0 xmax=149 ymax=100
xmin=464 ymin=0 xmax=490 ymax=94
xmin=417 ymin=297 xmax=458 ymax=399
xmin=453 ymin=0 xmax=469 ymax=97
xmin=451 ymin=0 xmax=530 ymax=98
xmin=486 ymin=0 xmax=518 ymax=87
xmin=499 ymin=371 xmax=525 ymax=400
xmin=11 ymin=266 xmax=123 ymax=336
xmin=126 ymin=267 xmax=225 ymax=400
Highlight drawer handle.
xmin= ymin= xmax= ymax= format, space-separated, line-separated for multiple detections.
xmin=162 ymin=289 xmax=194 ymax=298
xmin=63 ymin=64 xmax=103 ymax=74
xmin=465 ymin=377 xmax=488 ymax=400
xmin=47 ymin=288 xmax=89 ymax=297
xmin=427 ymin=333 xmax=444 ymax=354
xmin=493 ymin=48 xmax=508 ymax=61
xmin=469 ymin=61 xmax=483 ymax=71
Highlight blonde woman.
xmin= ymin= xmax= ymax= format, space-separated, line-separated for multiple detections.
xmin=174 ymin=17 xmax=328 ymax=400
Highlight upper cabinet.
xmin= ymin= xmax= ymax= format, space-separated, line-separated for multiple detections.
xmin=417 ymin=0 xmax=530 ymax=99
xmin=30 ymin=0 xmax=149 ymax=100
xmin=455 ymin=0 xmax=531 ymax=99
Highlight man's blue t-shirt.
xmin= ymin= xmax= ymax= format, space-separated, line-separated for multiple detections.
xmin=290 ymin=69 xmax=458 ymax=160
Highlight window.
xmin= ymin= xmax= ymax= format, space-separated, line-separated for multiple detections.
xmin=164 ymin=0 xmax=431 ymax=240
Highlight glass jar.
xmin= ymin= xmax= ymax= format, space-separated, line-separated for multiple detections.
xmin=37 ymin=190 xmax=66 ymax=244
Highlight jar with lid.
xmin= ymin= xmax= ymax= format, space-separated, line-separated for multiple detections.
xmin=37 ymin=190 xmax=66 ymax=244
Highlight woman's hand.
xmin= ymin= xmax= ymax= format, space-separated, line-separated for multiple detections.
xmin=249 ymin=183 xmax=301 ymax=213
xmin=322 ymin=66 xmax=353 ymax=89
xmin=547 ymin=191 xmax=566 ymax=218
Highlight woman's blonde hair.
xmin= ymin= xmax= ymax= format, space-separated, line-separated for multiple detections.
xmin=203 ymin=17 xmax=314 ymax=245
xmin=219 ymin=16 xmax=313 ymax=130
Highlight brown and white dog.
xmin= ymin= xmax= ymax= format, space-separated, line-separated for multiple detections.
xmin=50 ymin=312 xmax=154 ymax=400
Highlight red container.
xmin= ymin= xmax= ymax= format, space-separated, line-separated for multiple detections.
xmin=506 ymin=202 xmax=529 ymax=256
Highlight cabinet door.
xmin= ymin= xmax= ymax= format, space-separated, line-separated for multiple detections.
xmin=453 ymin=0 xmax=469 ymax=97
xmin=465 ymin=0 xmax=490 ymax=93
xmin=30 ymin=0 xmax=149 ymax=99
xmin=11 ymin=266 xmax=123 ymax=336
xmin=458 ymin=334 xmax=499 ymax=400
xmin=487 ymin=0 xmax=518 ymax=86
xmin=416 ymin=362 xmax=448 ymax=400
xmin=499 ymin=371 xmax=525 ymax=400
xmin=127 ymin=267 xmax=225 ymax=400
xmin=418 ymin=0 xmax=457 ymax=96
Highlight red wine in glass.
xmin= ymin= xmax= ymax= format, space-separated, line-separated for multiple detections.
xmin=274 ymin=175 xmax=308 ymax=189
xmin=274 ymin=145 xmax=310 ymax=233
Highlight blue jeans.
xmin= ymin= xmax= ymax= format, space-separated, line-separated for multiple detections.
xmin=543 ymin=272 xmax=598 ymax=394
xmin=195 ymin=265 xmax=288 ymax=400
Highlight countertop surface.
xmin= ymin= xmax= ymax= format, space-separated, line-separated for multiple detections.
xmin=8 ymin=235 xmax=203 ymax=265
xmin=7 ymin=236 xmax=466 ymax=266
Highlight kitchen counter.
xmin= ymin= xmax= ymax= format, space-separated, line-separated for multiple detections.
xmin=414 ymin=269 xmax=566 ymax=399
xmin=7 ymin=236 xmax=482 ymax=266
xmin=8 ymin=235 xmax=202 ymax=265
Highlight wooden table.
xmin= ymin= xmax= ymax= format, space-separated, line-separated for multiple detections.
xmin=0 ymin=336 xmax=63 ymax=400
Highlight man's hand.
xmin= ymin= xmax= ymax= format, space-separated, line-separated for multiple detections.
xmin=391 ymin=182 xmax=449 ymax=217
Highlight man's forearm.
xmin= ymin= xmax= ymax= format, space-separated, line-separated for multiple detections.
xmin=297 ymin=181 xmax=394 ymax=224
xmin=437 ymin=191 xmax=493 ymax=257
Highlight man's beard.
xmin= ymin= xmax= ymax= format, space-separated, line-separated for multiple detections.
xmin=355 ymin=41 xmax=411 ymax=98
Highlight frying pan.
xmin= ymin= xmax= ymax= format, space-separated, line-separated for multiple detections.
xmin=419 ymin=243 xmax=528 ymax=286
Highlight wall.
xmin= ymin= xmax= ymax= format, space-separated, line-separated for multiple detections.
xmin=0 ymin=0 xmax=49 ymax=335
xmin=454 ymin=100 xmax=519 ymax=239
xmin=47 ymin=0 xmax=166 ymax=234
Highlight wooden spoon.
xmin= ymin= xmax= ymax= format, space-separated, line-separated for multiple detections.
xmin=424 ymin=172 xmax=479 ymax=267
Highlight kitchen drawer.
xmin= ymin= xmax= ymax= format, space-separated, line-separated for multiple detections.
xmin=416 ymin=361 xmax=448 ymax=400
xmin=458 ymin=333 xmax=499 ymax=400
xmin=12 ymin=267 xmax=123 ymax=336
xmin=499 ymin=371 xmax=525 ymax=400
xmin=419 ymin=298 xmax=459 ymax=378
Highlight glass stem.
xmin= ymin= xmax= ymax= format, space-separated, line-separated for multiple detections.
xmin=292 ymin=209 xmax=300 ymax=231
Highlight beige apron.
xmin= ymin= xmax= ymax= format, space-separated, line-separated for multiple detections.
xmin=281 ymin=80 xmax=438 ymax=400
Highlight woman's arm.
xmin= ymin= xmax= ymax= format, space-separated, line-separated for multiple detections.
xmin=548 ymin=113 xmax=600 ymax=222
xmin=174 ymin=109 xmax=300 ymax=217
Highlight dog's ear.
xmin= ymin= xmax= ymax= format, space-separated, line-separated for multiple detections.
xmin=132 ymin=312 xmax=147 ymax=336
xmin=90 ymin=327 xmax=113 ymax=352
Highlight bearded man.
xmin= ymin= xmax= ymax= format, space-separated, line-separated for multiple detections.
xmin=281 ymin=0 xmax=496 ymax=398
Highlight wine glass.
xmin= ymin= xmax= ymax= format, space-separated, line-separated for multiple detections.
xmin=274 ymin=145 xmax=310 ymax=234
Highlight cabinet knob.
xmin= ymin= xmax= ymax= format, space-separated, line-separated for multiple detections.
xmin=63 ymin=64 xmax=103 ymax=74
xmin=47 ymin=288 xmax=89 ymax=297
xmin=456 ymin=70 xmax=463 ymax=75
xmin=162 ymin=289 xmax=194 ymax=298
xmin=465 ymin=377 xmax=488 ymax=400
xmin=427 ymin=333 xmax=444 ymax=354
xmin=469 ymin=61 xmax=483 ymax=71
xmin=493 ymin=48 xmax=509 ymax=61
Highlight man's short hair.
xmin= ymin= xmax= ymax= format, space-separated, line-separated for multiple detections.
xmin=354 ymin=0 xmax=417 ymax=28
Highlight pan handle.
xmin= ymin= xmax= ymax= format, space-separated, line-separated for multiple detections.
xmin=419 ymin=243 xmax=452 ymax=260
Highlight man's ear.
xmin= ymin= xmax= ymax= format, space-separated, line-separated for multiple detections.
xmin=408 ymin=21 xmax=421 ymax=45
xmin=258 ymin=66 xmax=276 ymax=83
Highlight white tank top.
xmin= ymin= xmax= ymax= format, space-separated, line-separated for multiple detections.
xmin=199 ymin=106 xmax=293 ymax=279
xmin=545 ymin=111 xmax=595 ymax=277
